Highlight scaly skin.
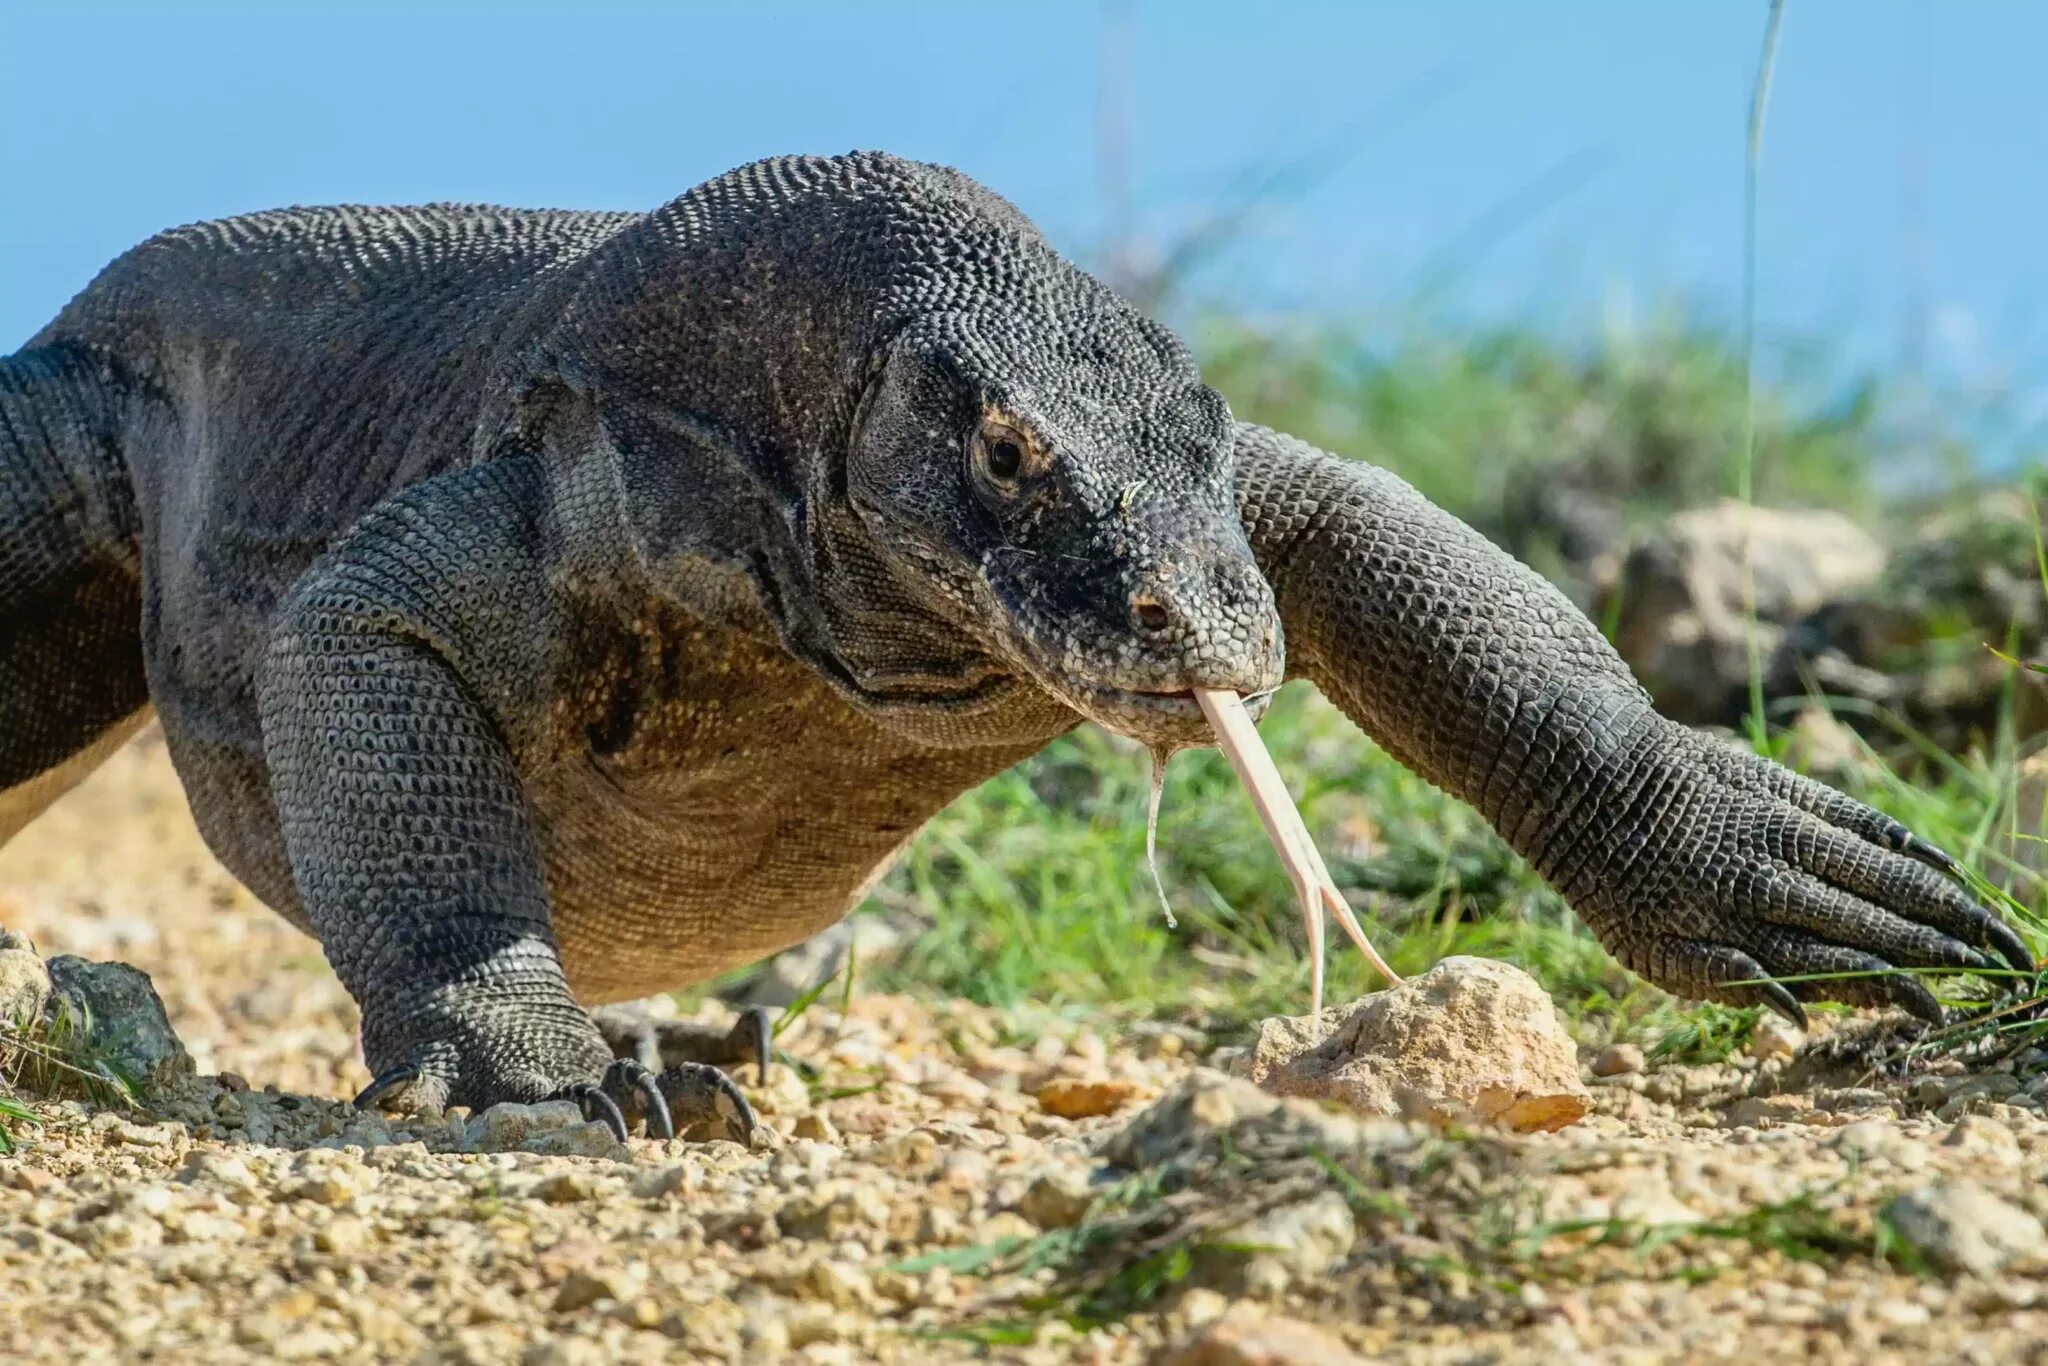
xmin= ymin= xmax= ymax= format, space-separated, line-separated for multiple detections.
xmin=0 ymin=152 xmax=2028 ymax=1136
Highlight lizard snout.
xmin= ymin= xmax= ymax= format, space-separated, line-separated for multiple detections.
xmin=1117 ymin=553 xmax=1284 ymax=696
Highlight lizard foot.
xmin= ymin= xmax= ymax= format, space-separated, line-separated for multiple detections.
xmin=655 ymin=1062 xmax=757 ymax=1143
xmin=595 ymin=1003 xmax=775 ymax=1084
xmin=353 ymin=1059 xmax=675 ymax=1143
xmin=1587 ymin=726 xmax=2035 ymax=1028
xmin=351 ymin=1028 xmax=682 ymax=1142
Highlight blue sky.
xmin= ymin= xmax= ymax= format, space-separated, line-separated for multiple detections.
xmin=4 ymin=2 xmax=2044 ymax=446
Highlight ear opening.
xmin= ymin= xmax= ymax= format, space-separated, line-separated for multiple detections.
xmin=840 ymin=320 xmax=937 ymax=503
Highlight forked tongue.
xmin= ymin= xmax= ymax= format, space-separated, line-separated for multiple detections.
xmin=1142 ymin=745 xmax=1177 ymax=930
xmin=1192 ymin=687 xmax=1402 ymax=1015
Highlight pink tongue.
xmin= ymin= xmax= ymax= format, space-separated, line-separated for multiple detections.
xmin=1191 ymin=687 xmax=1404 ymax=1016
xmin=1142 ymin=743 xmax=1179 ymax=930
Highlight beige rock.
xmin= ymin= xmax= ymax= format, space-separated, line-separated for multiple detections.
xmin=1748 ymin=1012 xmax=1805 ymax=1062
xmin=1016 ymin=1167 xmax=1094 ymax=1229
xmin=1604 ymin=500 xmax=1886 ymax=724
xmin=312 ymin=1215 xmax=369 ymax=1254
xmin=532 ymin=1171 xmax=609 ymax=1204
xmin=552 ymin=1268 xmax=634 ymax=1312
xmin=803 ymin=1259 xmax=874 ymax=1309
xmin=525 ymin=1123 xmax=632 ymax=1161
xmin=0 ymin=932 xmax=51 ymax=1024
xmin=1152 ymin=1304 xmax=1368 ymax=1365
xmin=1883 ymin=1180 xmax=2048 ymax=1276
xmin=1590 ymin=1043 xmax=1644 ymax=1077
xmin=463 ymin=1100 xmax=587 ymax=1152
xmin=975 ymin=1211 xmax=1039 ymax=1246
xmin=1945 ymin=1115 xmax=2020 ymax=1151
xmin=791 ymin=1111 xmax=839 ymax=1143
xmin=1242 ymin=957 xmax=1589 ymax=1132
xmin=1198 ymin=1191 xmax=1356 ymax=1298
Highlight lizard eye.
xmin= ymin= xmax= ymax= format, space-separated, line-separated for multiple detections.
xmin=971 ymin=419 xmax=1035 ymax=496
xmin=988 ymin=437 xmax=1022 ymax=480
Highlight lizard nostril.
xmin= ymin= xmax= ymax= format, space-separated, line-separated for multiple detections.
xmin=1131 ymin=595 xmax=1172 ymax=635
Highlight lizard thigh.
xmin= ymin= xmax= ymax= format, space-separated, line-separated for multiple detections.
xmin=0 ymin=346 xmax=150 ymax=844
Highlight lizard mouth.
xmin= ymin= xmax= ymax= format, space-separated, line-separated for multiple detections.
xmin=1061 ymin=679 xmax=1275 ymax=741
xmin=1083 ymin=683 xmax=1203 ymax=718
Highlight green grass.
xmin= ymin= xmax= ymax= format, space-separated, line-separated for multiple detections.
xmin=1 ymin=994 xmax=140 ymax=1149
xmin=0 ymin=1095 xmax=35 ymax=1154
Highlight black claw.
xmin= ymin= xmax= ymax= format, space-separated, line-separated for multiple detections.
xmin=1954 ymin=943 xmax=2003 ymax=975
xmin=1891 ymin=975 xmax=1949 ymax=1027
xmin=574 ymin=1084 xmax=630 ymax=1142
xmin=1902 ymin=832 xmax=1965 ymax=880
xmin=1756 ymin=978 xmax=1808 ymax=1031
xmin=712 ymin=1070 xmax=757 ymax=1143
xmin=1984 ymin=916 xmax=2039 ymax=978
xmin=353 ymin=1064 xmax=422 ymax=1113
xmin=737 ymin=1006 xmax=773 ymax=1085
xmin=605 ymin=1060 xmax=675 ymax=1141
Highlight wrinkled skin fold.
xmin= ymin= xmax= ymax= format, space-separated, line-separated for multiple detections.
xmin=0 ymin=152 xmax=2028 ymax=1134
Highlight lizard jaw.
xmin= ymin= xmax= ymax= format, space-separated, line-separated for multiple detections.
xmin=1056 ymin=677 xmax=1273 ymax=746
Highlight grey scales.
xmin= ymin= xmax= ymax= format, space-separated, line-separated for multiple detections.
xmin=0 ymin=152 xmax=2028 ymax=1139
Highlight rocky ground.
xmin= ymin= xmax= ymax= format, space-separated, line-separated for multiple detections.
xmin=5 ymin=735 xmax=2048 ymax=1364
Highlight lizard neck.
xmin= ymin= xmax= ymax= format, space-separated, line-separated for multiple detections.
xmin=523 ymin=381 xmax=1077 ymax=752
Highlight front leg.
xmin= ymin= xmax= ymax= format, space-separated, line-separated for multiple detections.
xmin=259 ymin=458 xmax=672 ymax=1139
xmin=1234 ymin=423 xmax=2031 ymax=1023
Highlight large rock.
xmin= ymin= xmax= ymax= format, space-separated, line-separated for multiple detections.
xmin=463 ymin=1100 xmax=631 ymax=1160
xmin=1196 ymin=1190 xmax=1357 ymax=1298
xmin=1602 ymin=500 xmax=1886 ymax=724
xmin=1882 ymin=1180 xmax=2048 ymax=1277
xmin=1239 ymin=957 xmax=1588 ymax=1133
xmin=1152 ymin=1306 xmax=1369 ymax=1365
xmin=43 ymin=955 xmax=194 ymax=1096
xmin=1611 ymin=486 xmax=2048 ymax=746
xmin=2006 ymin=750 xmax=2048 ymax=889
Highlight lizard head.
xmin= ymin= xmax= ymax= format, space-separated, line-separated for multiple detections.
xmin=847 ymin=306 xmax=1286 ymax=747
xmin=539 ymin=151 xmax=1283 ymax=746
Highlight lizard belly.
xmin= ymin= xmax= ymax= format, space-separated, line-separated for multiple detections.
xmin=529 ymin=662 xmax=1042 ymax=1005
xmin=537 ymin=770 xmax=924 ymax=1004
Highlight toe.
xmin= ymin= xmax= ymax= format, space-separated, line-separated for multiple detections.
xmin=559 ymin=1081 xmax=630 ymax=1142
xmin=1635 ymin=937 xmax=1806 ymax=1029
xmin=656 ymin=1063 xmax=758 ymax=1143
xmin=1780 ymin=817 xmax=2036 ymax=977
xmin=601 ymin=1059 xmax=674 ymax=1140
xmin=732 ymin=1006 xmax=774 ymax=1085
xmin=354 ymin=1062 xmax=430 ymax=1114
xmin=1744 ymin=927 xmax=1947 ymax=1025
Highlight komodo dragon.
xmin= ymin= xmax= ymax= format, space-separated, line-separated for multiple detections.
xmin=0 ymin=151 xmax=2029 ymax=1140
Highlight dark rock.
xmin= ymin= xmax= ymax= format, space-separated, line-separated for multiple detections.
xmin=43 ymin=955 xmax=194 ymax=1096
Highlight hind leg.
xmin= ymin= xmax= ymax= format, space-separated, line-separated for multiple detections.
xmin=0 ymin=346 xmax=150 ymax=844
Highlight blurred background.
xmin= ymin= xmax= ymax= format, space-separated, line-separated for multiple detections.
xmin=4 ymin=1 xmax=2044 ymax=1036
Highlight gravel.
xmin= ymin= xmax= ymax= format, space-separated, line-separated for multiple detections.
xmin=4 ymin=734 xmax=2048 ymax=1364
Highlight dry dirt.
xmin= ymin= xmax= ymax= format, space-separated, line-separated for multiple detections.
xmin=4 ymin=733 xmax=2048 ymax=1364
